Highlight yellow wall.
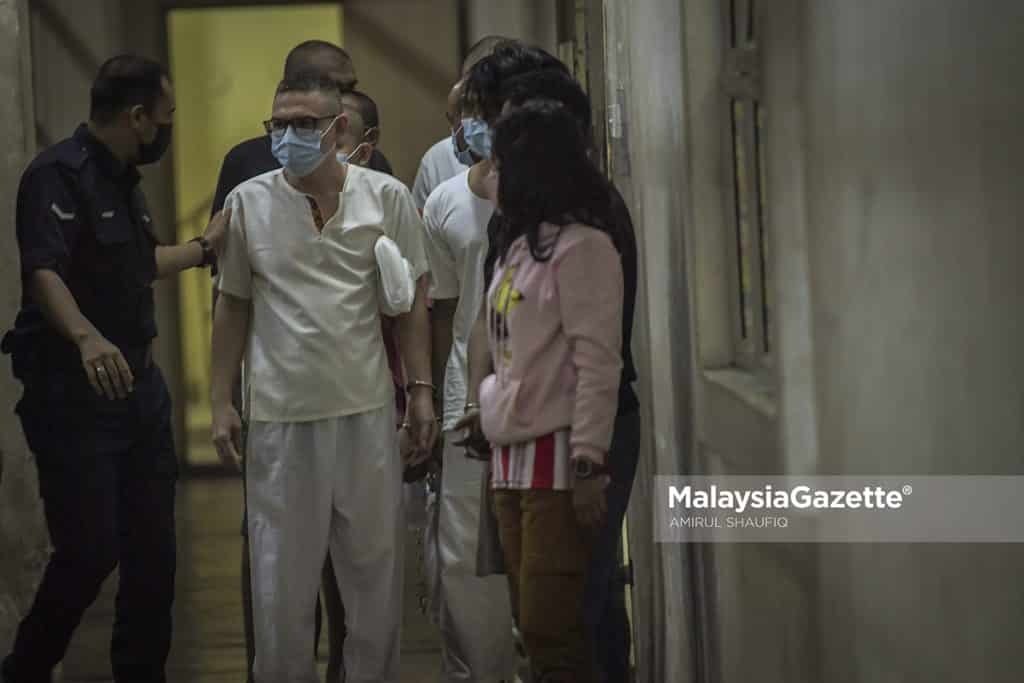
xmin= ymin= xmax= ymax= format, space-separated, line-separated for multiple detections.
xmin=167 ymin=5 xmax=343 ymax=464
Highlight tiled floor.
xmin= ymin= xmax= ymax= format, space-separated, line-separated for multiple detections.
xmin=57 ymin=477 xmax=441 ymax=682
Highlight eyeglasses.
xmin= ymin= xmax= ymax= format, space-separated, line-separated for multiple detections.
xmin=262 ymin=115 xmax=339 ymax=135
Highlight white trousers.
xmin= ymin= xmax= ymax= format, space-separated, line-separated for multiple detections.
xmin=247 ymin=406 xmax=403 ymax=683
xmin=436 ymin=430 xmax=518 ymax=682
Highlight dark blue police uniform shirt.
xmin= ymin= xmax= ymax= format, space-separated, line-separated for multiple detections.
xmin=6 ymin=124 xmax=160 ymax=369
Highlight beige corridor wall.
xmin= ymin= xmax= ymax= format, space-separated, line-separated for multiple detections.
xmin=0 ymin=0 xmax=49 ymax=655
xmin=606 ymin=0 xmax=1024 ymax=681
xmin=467 ymin=0 xmax=557 ymax=55
xmin=789 ymin=1 xmax=1024 ymax=681
xmin=601 ymin=0 xmax=698 ymax=680
xmin=343 ymin=0 xmax=459 ymax=188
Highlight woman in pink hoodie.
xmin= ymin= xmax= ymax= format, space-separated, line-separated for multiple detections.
xmin=471 ymin=100 xmax=626 ymax=682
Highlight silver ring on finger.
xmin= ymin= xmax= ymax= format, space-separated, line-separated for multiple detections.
xmin=95 ymin=365 xmax=106 ymax=374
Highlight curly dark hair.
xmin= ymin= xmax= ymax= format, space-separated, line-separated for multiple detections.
xmin=462 ymin=41 xmax=567 ymax=123
xmin=491 ymin=100 xmax=625 ymax=265
xmin=500 ymin=67 xmax=593 ymax=140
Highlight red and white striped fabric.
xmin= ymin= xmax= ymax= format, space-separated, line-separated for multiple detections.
xmin=491 ymin=430 xmax=572 ymax=491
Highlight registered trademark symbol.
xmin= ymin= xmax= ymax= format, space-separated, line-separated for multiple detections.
xmin=902 ymin=485 xmax=913 ymax=495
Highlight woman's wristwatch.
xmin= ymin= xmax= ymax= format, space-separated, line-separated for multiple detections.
xmin=571 ymin=456 xmax=610 ymax=480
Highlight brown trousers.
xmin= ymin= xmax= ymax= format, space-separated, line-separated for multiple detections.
xmin=493 ymin=489 xmax=594 ymax=682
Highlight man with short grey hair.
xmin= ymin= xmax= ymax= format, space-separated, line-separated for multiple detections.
xmin=211 ymin=73 xmax=435 ymax=682
xmin=209 ymin=41 xmax=398 ymax=682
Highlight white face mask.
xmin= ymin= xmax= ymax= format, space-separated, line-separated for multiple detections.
xmin=462 ymin=117 xmax=493 ymax=159
xmin=451 ymin=125 xmax=474 ymax=166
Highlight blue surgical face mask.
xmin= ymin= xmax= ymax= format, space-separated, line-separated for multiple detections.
xmin=461 ymin=117 xmax=492 ymax=160
xmin=271 ymin=117 xmax=338 ymax=177
xmin=337 ymin=127 xmax=377 ymax=167
xmin=451 ymin=124 xmax=474 ymax=166
xmin=337 ymin=142 xmax=368 ymax=166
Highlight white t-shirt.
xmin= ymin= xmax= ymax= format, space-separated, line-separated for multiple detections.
xmin=421 ymin=168 xmax=494 ymax=430
xmin=413 ymin=136 xmax=467 ymax=211
xmin=217 ymin=165 xmax=430 ymax=423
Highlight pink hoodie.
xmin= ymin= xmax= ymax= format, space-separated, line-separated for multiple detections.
xmin=479 ymin=223 xmax=623 ymax=461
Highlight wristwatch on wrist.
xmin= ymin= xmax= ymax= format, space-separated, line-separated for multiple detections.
xmin=571 ymin=457 xmax=609 ymax=480
xmin=189 ymin=236 xmax=215 ymax=268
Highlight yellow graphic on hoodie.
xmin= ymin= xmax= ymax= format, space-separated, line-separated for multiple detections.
xmin=490 ymin=265 xmax=523 ymax=364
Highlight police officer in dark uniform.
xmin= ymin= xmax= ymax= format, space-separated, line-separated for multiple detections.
xmin=1 ymin=55 xmax=228 ymax=683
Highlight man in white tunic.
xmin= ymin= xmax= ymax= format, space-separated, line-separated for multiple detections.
xmin=210 ymin=72 xmax=436 ymax=683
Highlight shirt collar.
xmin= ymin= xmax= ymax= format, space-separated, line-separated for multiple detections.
xmin=74 ymin=123 xmax=141 ymax=187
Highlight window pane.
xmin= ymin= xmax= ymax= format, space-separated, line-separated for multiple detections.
xmin=729 ymin=0 xmax=739 ymax=48
xmin=754 ymin=103 xmax=770 ymax=352
xmin=731 ymin=99 xmax=753 ymax=340
xmin=747 ymin=0 xmax=756 ymax=44
xmin=730 ymin=0 xmax=756 ymax=47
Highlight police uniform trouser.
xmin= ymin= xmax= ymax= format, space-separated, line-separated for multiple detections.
xmin=435 ymin=430 xmax=517 ymax=683
xmin=582 ymin=411 xmax=640 ymax=683
xmin=246 ymin=405 xmax=403 ymax=683
xmin=5 ymin=360 xmax=177 ymax=683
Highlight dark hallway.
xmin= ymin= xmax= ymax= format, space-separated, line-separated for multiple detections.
xmin=56 ymin=478 xmax=441 ymax=683
xmin=1 ymin=2 xmax=1024 ymax=682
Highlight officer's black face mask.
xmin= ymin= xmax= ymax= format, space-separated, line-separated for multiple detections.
xmin=137 ymin=121 xmax=172 ymax=166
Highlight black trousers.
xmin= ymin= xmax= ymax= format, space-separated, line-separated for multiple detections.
xmin=3 ymin=362 xmax=177 ymax=683
xmin=583 ymin=410 xmax=641 ymax=683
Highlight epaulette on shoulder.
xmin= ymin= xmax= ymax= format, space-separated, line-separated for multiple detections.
xmin=50 ymin=138 xmax=90 ymax=171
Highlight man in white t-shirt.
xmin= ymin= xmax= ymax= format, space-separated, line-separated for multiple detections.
xmin=412 ymin=80 xmax=471 ymax=211
xmin=211 ymin=72 xmax=436 ymax=683
xmin=421 ymin=98 xmax=517 ymax=682
xmin=412 ymin=36 xmax=508 ymax=211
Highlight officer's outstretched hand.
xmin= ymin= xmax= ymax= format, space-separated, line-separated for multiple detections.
xmin=78 ymin=331 xmax=134 ymax=400
xmin=212 ymin=402 xmax=243 ymax=472
xmin=203 ymin=208 xmax=231 ymax=255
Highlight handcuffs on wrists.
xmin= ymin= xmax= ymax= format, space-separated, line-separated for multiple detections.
xmin=405 ymin=380 xmax=436 ymax=395
xmin=400 ymin=417 xmax=443 ymax=431
xmin=400 ymin=382 xmax=438 ymax=431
